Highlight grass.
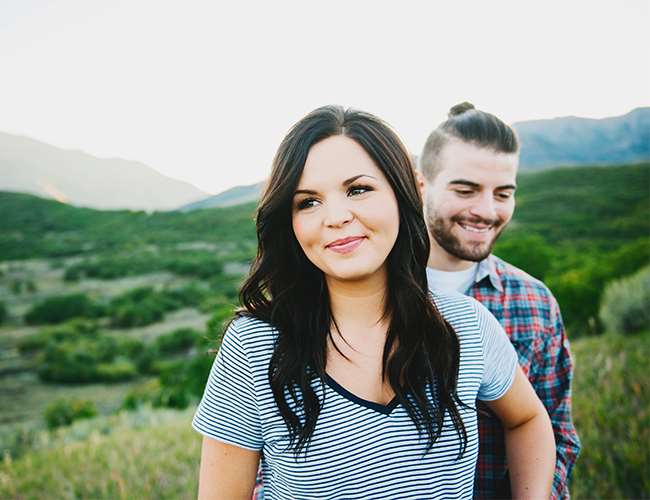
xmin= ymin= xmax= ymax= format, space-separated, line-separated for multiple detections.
xmin=0 ymin=408 xmax=200 ymax=500
xmin=570 ymin=331 xmax=650 ymax=499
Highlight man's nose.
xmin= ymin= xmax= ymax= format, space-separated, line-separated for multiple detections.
xmin=468 ymin=193 xmax=497 ymax=221
xmin=323 ymin=200 xmax=353 ymax=227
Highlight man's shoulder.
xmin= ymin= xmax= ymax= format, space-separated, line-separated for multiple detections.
xmin=490 ymin=255 xmax=557 ymax=304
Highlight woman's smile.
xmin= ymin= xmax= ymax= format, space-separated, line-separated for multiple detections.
xmin=325 ymin=235 xmax=366 ymax=254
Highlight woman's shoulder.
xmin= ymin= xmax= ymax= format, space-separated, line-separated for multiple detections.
xmin=222 ymin=313 xmax=278 ymax=355
xmin=429 ymin=289 xmax=482 ymax=324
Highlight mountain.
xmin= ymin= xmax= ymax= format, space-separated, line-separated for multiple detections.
xmin=178 ymin=182 xmax=263 ymax=212
xmin=514 ymin=107 xmax=650 ymax=169
xmin=0 ymin=131 xmax=208 ymax=211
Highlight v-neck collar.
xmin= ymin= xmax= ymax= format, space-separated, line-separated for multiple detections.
xmin=325 ymin=375 xmax=399 ymax=415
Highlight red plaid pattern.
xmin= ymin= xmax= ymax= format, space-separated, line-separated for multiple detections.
xmin=471 ymin=255 xmax=580 ymax=499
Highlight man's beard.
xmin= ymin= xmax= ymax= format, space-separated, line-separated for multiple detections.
xmin=428 ymin=213 xmax=507 ymax=262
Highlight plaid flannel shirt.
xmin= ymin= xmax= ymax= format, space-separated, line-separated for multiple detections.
xmin=251 ymin=254 xmax=580 ymax=500
xmin=470 ymin=254 xmax=580 ymax=499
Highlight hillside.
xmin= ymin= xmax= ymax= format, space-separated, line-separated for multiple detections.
xmin=0 ymin=192 xmax=257 ymax=260
xmin=179 ymin=182 xmax=263 ymax=212
xmin=514 ymin=107 xmax=650 ymax=169
xmin=0 ymin=131 xmax=208 ymax=211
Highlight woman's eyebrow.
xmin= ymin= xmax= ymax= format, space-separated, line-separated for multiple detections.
xmin=294 ymin=174 xmax=378 ymax=196
xmin=294 ymin=188 xmax=318 ymax=196
xmin=342 ymin=174 xmax=377 ymax=186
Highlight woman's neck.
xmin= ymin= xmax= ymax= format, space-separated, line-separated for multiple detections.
xmin=326 ymin=269 xmax=387 ymax=334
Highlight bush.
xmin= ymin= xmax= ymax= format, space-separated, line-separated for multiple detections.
xmin=95 ymin=358 xmax=138 ymax=382
xmin=205 ymin=305 xmax=235 ymax=347
xmin=44 ymin=399 xmax=97 ymax=430
xmin=110 ymin=302 xmax=166 ymax=328
xmin=122 ymin=379 xmax=162 ymax=410
xmin=108 ymin=286 xmax=190 ymax=328
xmin=37 ymin=335 xmax=134 ymax=384
xmin=149 ymin=354 xmax=215 ymax=410
xmin=165 ymin=254 xmax=223 ymax=279
xmin=599 ymin=266 xmax=650 ymax=335
xmin=17 ymin=319 xmax=99 ymax=354
xmin=161 ymin=283 xmax=210 ymax=308
xmin=24 ymin=293 xmax=104 ymax=325
xmin=0 ymin=301 xmax=6 ymax=324
xmin=494 ymin=234 xmax=555 ymax=280
xmin=155 ymin=328 xmax=200 ymax=355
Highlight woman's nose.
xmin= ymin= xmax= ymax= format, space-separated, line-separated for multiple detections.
xmin=323 ymin=201 xmax=353 ymax=228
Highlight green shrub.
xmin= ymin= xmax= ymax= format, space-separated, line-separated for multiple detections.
xmin=24 ymin=293 xmax=104 ymax=325
xmin=110 ymin=302 xmax=166 ymax=328
xmin=150 ymin=354 xmax=214 ymax=410
xmin=133 ymin=344 xmax=160 ymax=374
xmin=17 ymin=319 xmax=99 ymax=354
xmin=165 ymin=254 xmax=224 ymax=279
xmin=122 ymin=379 xmax=162 ymax=410
xmin=108 ymin=286 xmax=186 ymax=328
xmin=494 ymin=234 xmax=555 ymax=280
xmin=38 ymin=334 xmax=128 ymax=383
xmin=161 ymin=283 xmax=210 ymax=308
xmin=44 ymin=399 xmax=97 ymax=430
xmin=95 ymin=358 xmax=138 ymax=382
xmin=39 ymin=341 xmax=102 ymax=383
xmin=599 ymin=266 xmax=650 ymax=335
xmin=0 ymin=301 xmax=6 ymax=324
xmin=155 ymin=328 xmax=200 ymax=355
xmin=206 ymin=305 xmax=234 ymax=345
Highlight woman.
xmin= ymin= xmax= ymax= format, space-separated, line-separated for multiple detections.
xmin=192 ymin=106 xmax=555 ymax=499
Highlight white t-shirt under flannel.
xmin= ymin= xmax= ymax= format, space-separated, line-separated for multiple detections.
xmin=192 ymin=291 xmax=518 ymax=499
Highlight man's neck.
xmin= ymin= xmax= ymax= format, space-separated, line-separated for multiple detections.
xmin=427 ymin=242 xmax=476 ymax=272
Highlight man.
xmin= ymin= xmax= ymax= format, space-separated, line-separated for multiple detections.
xmin=417 ymin=102 xmax=580 ymax=498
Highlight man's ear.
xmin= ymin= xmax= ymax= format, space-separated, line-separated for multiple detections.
xmin=414 ymin=168 xmax=426 ymax=201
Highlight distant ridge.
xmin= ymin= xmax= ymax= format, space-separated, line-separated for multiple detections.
xmin=0 ymin=131 xmax=208 ymax=211
xmin=178 ymin=182 xmax=263 ymax=212
xmin=514 ymin=107 xmax=650 ymax=169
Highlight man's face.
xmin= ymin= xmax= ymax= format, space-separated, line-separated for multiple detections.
xmin=423 ymin=139 xmax=518 ymax=263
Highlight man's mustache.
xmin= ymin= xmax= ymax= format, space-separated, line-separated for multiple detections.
xmin=450 ymin=215 xmax=503 ymax=227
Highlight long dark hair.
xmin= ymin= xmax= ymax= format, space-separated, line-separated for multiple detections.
xmin=239 ymin=105 xmax=467 ymax=456
xmin=420 ymin=101 xmax=519 ymax=180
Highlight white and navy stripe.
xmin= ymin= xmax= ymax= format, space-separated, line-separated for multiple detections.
xmin=193 ymin=291 xmax=518 ymax=499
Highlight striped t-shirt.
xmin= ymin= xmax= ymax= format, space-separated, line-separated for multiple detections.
xmin=192 ymin=291 xmax=518 ymax=499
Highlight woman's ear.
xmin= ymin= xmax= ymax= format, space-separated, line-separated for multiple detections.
xmin=414 ymin=168 xmax=426 ymax=201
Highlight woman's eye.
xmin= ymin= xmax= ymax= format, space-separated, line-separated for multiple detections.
xmin=348 ymin=185 xmax=373 ymax=196
xmin=296 ymin=198 xmax=319 ymax=210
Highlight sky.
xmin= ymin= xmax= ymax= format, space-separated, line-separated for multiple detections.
xmin=1 ymin=0 xmax=648 ymax=195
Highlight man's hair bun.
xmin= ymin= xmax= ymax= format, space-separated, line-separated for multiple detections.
xmin=448 ymin=102 xmax=475 ymax=118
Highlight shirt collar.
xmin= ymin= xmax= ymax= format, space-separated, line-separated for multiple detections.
xmin=474 ymin=254 xmax=504 ymax=292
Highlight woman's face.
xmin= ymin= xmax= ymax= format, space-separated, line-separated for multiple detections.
xmin=291 ymin=135 xmax=400 ymax=284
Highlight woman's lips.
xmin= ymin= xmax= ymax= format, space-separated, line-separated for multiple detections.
xmin=326 ymin=236 xmax=366 ymax=254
